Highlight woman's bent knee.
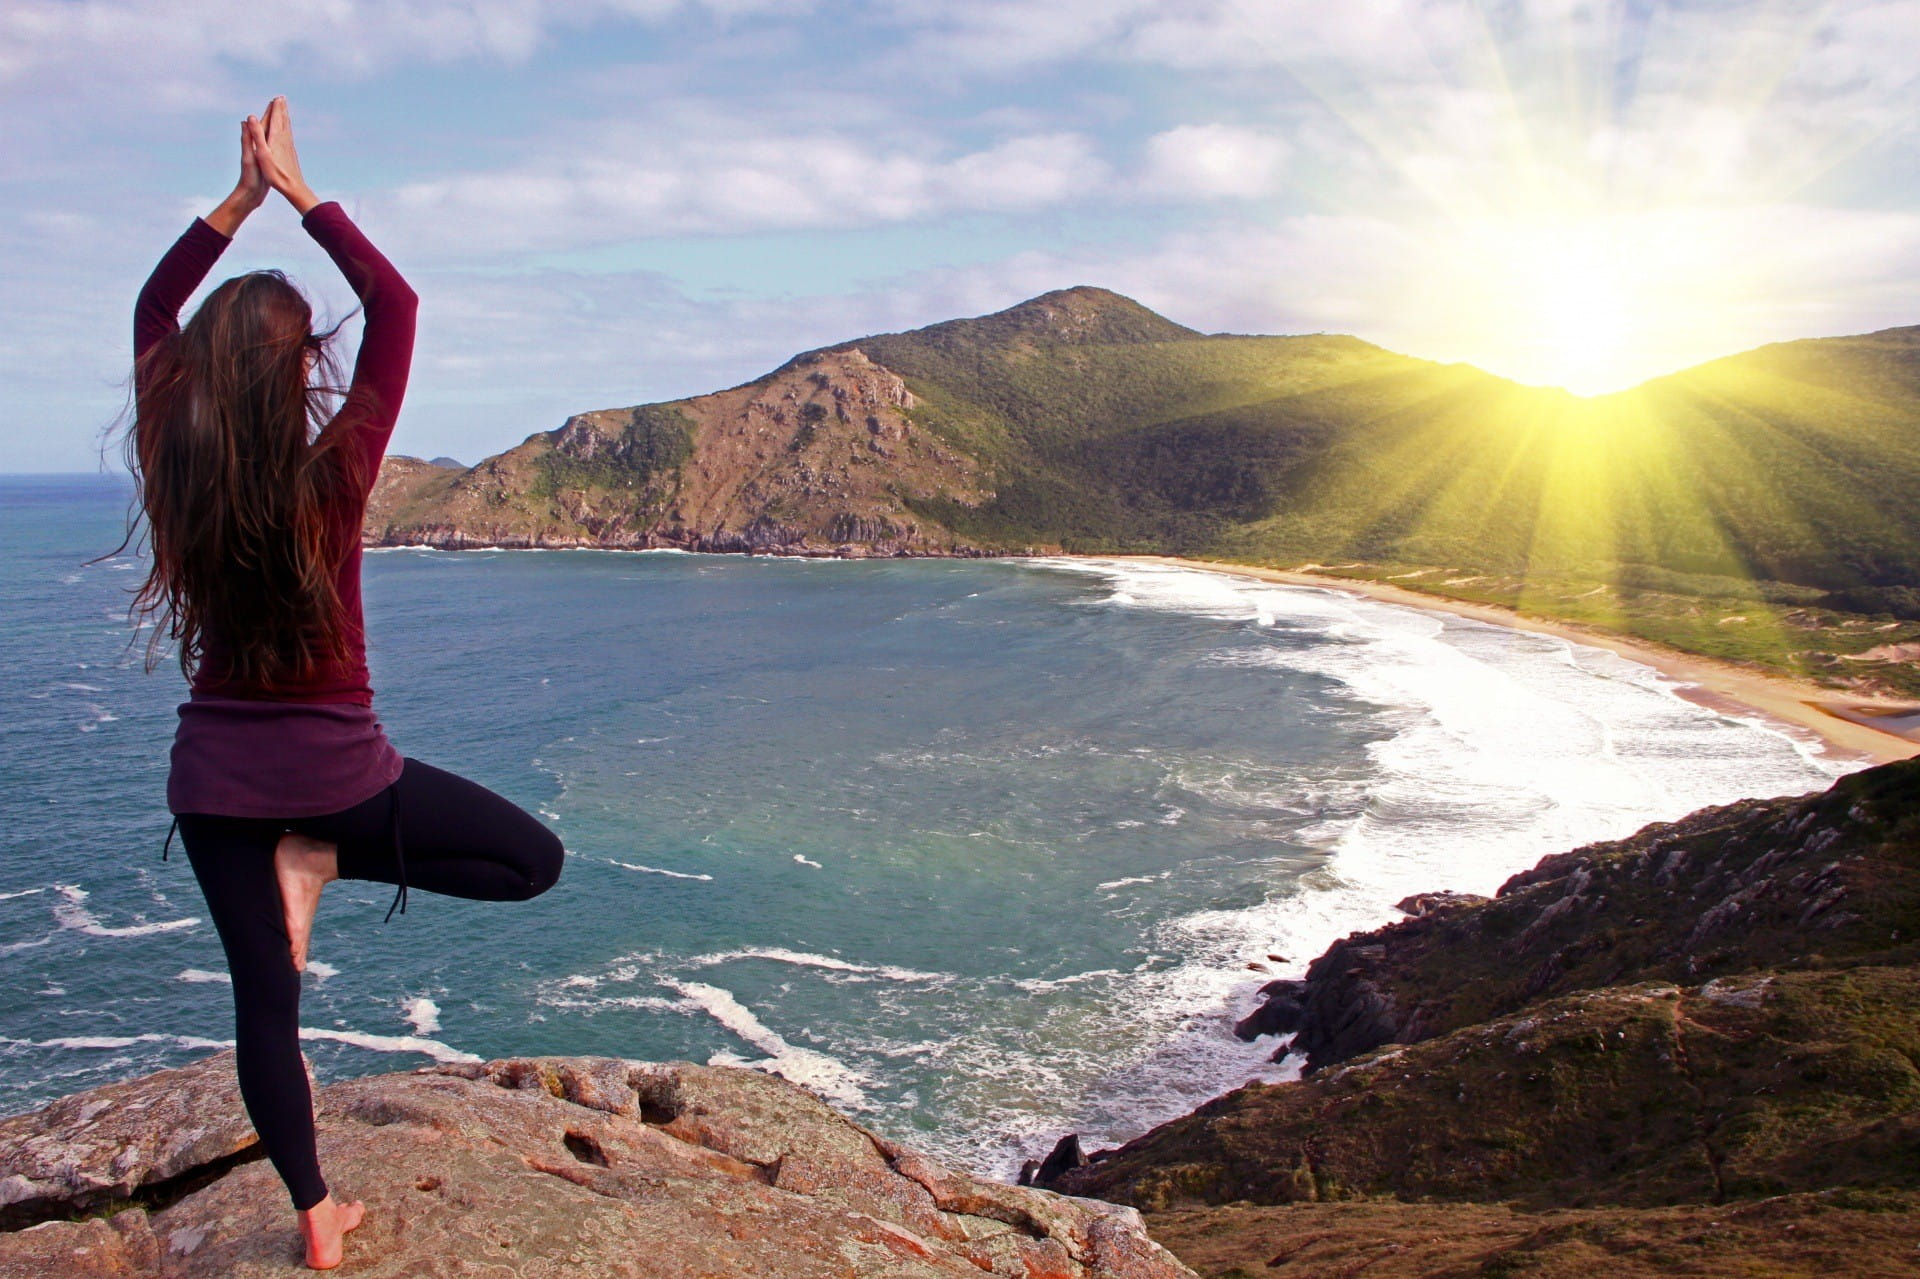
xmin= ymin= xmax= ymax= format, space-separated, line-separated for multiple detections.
xmin=519 ymin=829 xmax=564 ymax=900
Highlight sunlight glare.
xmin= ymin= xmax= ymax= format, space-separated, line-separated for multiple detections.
xmin=1481 ymin=217 xmax=1637 ymax=396
xmin=1400 ymin=206 xmax=1762 ymax=397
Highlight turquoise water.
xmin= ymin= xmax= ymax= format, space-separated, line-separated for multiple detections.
xmin=0 ymin=474 xmax=1853 ymax=1174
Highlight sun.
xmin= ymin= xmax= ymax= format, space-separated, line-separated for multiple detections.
xmin=1250 ymin=4 xmax=1824 ymax=399
xmin=1467 ymin=216 xmax=1641 ymax=396
xmin=1396 ymin=207 xmax=1752 ymax=397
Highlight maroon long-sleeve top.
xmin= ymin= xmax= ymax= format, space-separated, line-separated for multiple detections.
xmin=142 ymin=204 xmax=417 ymax=820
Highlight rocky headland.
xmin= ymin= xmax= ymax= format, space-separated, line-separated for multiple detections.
xmin=1021 ymin=755 xmax=1920 ymax=1276
xmin=366 ymin=346 xmax=1007 ymax=557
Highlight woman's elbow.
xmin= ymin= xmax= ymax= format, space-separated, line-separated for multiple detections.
xmin=387 ymin=280 xmax=420 ymax=316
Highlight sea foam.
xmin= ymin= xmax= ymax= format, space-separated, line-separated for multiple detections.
xmin=964 ymin=556 xmax=1857 ymax=1171
xmin=664 ymin=978 xmax=872 ymax=1107
xmin=51 ymin=884 xmax=199 ymax=938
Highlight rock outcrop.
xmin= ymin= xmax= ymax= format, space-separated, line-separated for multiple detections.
xmin=1053 ymin=965 xmax=1920 ymax=1211
xmin=1234 ymin=755 xmax=1920 ymax=1073
xmin=0 ymin=1051 xmax=270 ymax=1231
xmin=1022 ymin=758 xmax=1920 ymax=1274
xmin=366 ymin=346 xmax=1004 ymax=557
xmin=0 ymin=1053 xmax=1192 ymax=1278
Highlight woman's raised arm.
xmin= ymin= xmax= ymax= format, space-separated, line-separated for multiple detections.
xmin=251 ymin=98 xmax=419 ymax=480
xmin=133 ymin=119 xmax=267 ymax=361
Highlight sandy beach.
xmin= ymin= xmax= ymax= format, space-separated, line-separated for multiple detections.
xmin=1093 ymin=554 xmax=1920 ymax=767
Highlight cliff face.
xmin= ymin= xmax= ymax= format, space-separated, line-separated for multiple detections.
xmin=367 ymin=346 xmax=1003 ymax=556
xmin=1239 ymin=756 xmax=1920 ymax=1073
xmin=1032 ymin=758 xmax=1920 ymax=1276
xmin=0 ymin=1052 xmax=1191 ymax=1278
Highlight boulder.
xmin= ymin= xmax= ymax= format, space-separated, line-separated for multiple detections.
xmin=0 ymin=1054 xmax=1194 ymax=1278
xmin=0 ymin=1049 xmax=266 ymax=1228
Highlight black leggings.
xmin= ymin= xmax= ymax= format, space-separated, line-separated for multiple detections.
xmin=175 ymin=757 xmax=564 ymax=1210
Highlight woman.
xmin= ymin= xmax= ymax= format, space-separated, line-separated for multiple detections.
xmin=126 ymin=98 xmax=565 ymax=1270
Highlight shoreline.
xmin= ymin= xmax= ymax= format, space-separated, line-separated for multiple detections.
xmin=364 ymin=536 xmax=1918 ymax=766
xmin=1084 ymin=553 xmax=1920 ymax=767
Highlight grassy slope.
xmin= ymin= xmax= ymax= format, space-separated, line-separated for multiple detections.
xmin=842 ymin=297 xmax=1920 ymax=691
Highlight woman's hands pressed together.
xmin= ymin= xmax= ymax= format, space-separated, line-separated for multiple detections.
xmin=248 ymin=96 xmax=322 ymax=217
xmin=203 ymin=116 xmax=269 ymax=236
xmin=204 ymin=96 xmax=321 ymax=234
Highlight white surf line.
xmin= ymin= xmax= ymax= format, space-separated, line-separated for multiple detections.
xmin=15 ymin=1024 xmax=473 ymax=1065
xmin=613 ymin=860 xmax=714 ymax=881
xmin=51 ymin=884 xmax=198 ymax=937
xmin=401 ymin=997 xmax=442 ymax=1036
xmin=686 ymin=946 xmax=951 ymax=985
xmin=2 ymin=1032 xmax=234 ymax=1051
xmin=663 ymin=978 xmax=871 ymax=1107
xmin=1011 ymin=967 xmax=1127 ymax=993
xmin=985 ymin=553 xmax=1852 ymax=1155
xmin=536 ymin=992 xmax=683 ymax=1012
xmin=5 ymin=1019 xmax=473 ymax=1064
xmin=297 ymin=1026 xmax=479 ymax=1063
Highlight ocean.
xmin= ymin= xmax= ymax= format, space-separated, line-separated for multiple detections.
xmin=0 ymin=472 xmax=1855 ymax=1176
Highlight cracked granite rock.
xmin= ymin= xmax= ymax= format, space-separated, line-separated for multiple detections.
xmin=0 ymin=1053 xmax=1194 ymax=1278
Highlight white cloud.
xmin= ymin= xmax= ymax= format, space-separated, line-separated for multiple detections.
xmin=1120 ymin=0 xmax=1478 ymax=74
xmin=379 ymin=130 xmax=1108 ymax=253
xmin=873 ymin=0 xmax=1157 ymax=72
xmin=0 ymin=1 xmax=815 ymax=87
xmin=1136 ymin=124 xmax=1288 ymax=200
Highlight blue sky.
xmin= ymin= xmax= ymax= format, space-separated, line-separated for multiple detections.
xmin=5 ymin=0 xmax=1919 ymax=470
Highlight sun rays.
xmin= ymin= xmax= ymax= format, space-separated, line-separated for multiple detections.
xmin=1218 ymin=0 xmax=1902 ymax=396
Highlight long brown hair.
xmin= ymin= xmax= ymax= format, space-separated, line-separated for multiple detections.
xmin=113 ymin=271 xmax=362 ymax=691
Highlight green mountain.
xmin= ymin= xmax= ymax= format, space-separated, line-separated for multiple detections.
xmin=366 ymin=287 xmax=1920 ymax=692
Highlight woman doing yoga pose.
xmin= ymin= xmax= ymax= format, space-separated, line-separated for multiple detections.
xmin=124 ymin=98 xmax=564 ymax=1269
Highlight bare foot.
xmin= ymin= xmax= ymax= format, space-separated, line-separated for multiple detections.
xmin=297 ymin=1192 xmax=366 ymax=1270
xmin=274 ymin=831 xmax=337 ymax=974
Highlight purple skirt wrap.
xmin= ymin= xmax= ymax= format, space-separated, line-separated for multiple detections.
xmin=168 ymin=695 xmax=406 ymax=819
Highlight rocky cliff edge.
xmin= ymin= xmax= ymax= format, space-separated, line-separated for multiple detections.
xmin=0 ymin=1053 xmax=1192 ymax=1278
xmin=1025 ymin=757 xmax=1920 ymax=1276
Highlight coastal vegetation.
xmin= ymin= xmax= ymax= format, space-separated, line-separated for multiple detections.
xmin=865 ymin=292 xmax=1920 ymax=694
xmin=530 ymin=403 xmax=694 ymax=498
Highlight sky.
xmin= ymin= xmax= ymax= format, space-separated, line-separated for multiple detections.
xmin=5 ymin=0 xmax=1919 ymax=472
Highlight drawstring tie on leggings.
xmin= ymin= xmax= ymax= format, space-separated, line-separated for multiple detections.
xmin=162 ymin=816 xmax=178 ymax=861
xmin=384 ymin=783 xmax=408 ymax=923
